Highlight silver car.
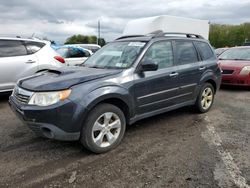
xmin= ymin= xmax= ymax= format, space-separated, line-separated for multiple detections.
xmin=0 ymin=38 xmax=65 ymax=92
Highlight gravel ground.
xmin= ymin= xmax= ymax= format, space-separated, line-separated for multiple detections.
xmin=0 ymin=87 xmax=249 ymax=188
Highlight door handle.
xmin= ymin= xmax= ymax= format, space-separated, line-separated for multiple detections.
xmin=25 ymin=60 xmax=36 ymax=64
xmin=169 ymin=72 xmax=179 ymax=77
xmin=199 ymin=66 xmax=206 ymax=71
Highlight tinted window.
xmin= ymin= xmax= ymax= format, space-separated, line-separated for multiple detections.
xmin=142 ymin=41 xmax=174 ymax=69
xmin=68 ymin=48 xmax=90 ymax=58
xmin=175 ymin=41 xmax=198 ymax=64
xmin=25 ymin=41 xmax=45 ymax=54
xmin=195 ymin=42 xmax=214 ymax=60
xmin=0 ymin=40 xmax=27 ymax=57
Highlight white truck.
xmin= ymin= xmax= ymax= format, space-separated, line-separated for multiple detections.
xmin=123 ymin=15 xmax=210 ymax=39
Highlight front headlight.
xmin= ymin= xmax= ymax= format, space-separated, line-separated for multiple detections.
xmin=28 ymin=89 xmax=71 ymax=106
xmin=239 ymin=66 xmax=250 ymax=75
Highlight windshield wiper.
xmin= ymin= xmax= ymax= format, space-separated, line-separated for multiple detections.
xmin=218 ymin=58 xmax=249 ymax=61
xmin=87 ymin=65 xmax=105 ymax=69
xmin=232 ymin=58 xmax=249 ymax=61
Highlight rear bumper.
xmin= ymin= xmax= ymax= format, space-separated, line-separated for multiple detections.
xmin=9 ymin=95 xmax=83 ymax=141
xmin=221 ymin=74 xmax=250 ymax=86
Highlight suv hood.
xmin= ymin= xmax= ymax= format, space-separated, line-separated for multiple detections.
xmin=18 ymin=66 xmax=122 ymax=91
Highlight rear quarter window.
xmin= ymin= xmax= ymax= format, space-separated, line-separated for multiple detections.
xmin=195 ymin=41 xmax=215 ymax=60
xmin=25 ymin=41 xmax=46 ymax=54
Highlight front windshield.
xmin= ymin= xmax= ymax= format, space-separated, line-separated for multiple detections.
xmin=219 ymin=48 xmax=250 ymax=61
xmin=84 ymin=41 xmax=146 ymax=69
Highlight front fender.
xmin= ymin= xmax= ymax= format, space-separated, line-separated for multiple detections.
xmin=76 ymin=85 xmax=135 ymax=122
xmin=87 ymin=86 xmax=132 ymax=107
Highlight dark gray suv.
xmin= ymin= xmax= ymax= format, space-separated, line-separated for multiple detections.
xmin=9 ymin=32 xmax=221 ymax=153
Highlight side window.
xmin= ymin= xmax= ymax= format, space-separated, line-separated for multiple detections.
xmin=25 ymin=41 xmax=45 ymax=54
xmin=175 ymin=41 xmax=198 ymax=64
xmin=84 ymin=50 xmax=90 ymax=57
xmin=0 ymin=40 xmax=27 ymax=57
xmin=195 ymin=42 xmax=214 ymax=60
xmin=142 ymin=41 xmax=174 ymax=69
xmin=68 ymin=48 xmax=89 ymax=58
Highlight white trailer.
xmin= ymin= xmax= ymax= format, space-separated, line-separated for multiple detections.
xmin=123 ymin=15 xmax=210 ymax=40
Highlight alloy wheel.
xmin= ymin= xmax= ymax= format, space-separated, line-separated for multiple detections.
xmin=92 ymin=112 xmax=121 ymax=148
xmin=201 ymin=87 xmax=213 ymax=110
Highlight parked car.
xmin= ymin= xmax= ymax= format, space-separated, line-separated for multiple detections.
xmin=0 ymin=37 xmax=65 ymax=93
xmin=77 ymin=44 xmax=101 ymax=53
xmin=215 ymin=47 xmax=229 ymax=57
xmin=218 ymin=46 xmax=250 ymax=86
xmin=9 ymin=32 xmax=221 ymax=153
xmin=56 ymin=45 xmax=92 ymax=66
xmin=242 ymin=41 xmax=250 ymax=46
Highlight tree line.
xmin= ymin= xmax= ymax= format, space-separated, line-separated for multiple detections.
xmin=209 ymin=23 xmax=250 ymax=48
xmin=65 ymin=34 xmax=106 ymax=46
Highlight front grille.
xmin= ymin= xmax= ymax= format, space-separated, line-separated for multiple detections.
xmin=13 ymin=87 xmax=33 ymax=104
xmin=222 ymin=69 xmax=234 ymax=74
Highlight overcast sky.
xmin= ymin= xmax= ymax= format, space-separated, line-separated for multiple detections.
xmin=0 ymin=0 xmax=249 ymax=43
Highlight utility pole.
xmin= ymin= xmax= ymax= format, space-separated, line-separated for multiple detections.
xmin=97 ymin=20 xmax=100 ymax=45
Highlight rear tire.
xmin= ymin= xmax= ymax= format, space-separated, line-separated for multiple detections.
xmin=80 ymin=103 xmax=126 ymax=154
xmin=195 ymin=83 xmax=215 ymax=113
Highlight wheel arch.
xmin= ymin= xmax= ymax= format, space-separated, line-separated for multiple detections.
xmin=200 ymin=71 xmax=219 ymax=93
xmin=205 ymin=79 xmax=217 ymax=93
xmin=80 ymin=87 xmax=134 ymax=127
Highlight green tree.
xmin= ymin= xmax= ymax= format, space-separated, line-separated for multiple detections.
xmin=65 ymin=34 xmax=106 ymax=46
xmin=209 ymin=23 xmax=250 ymax=48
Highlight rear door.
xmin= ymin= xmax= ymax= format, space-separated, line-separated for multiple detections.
xmin=173 ymin=40 xmax=203 ymax=103
xmin=133 ymin=40 xmax=180 ymax=115
xmin=0 ymin=40 xmax=38 ymax=91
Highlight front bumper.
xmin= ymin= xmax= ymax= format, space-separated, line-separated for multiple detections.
xmin=221 ymin=74 xmax=250 ymax=86
xmin=9 ymin=95 xmax=83 ymax=141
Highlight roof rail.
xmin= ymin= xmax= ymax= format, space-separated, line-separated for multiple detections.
xmin=115 ymin=31 xmax=204 ymax=40
xmin=115 ymin=35 xmax=145 ymax=40
xmin=153 ymin=32 xmax=204 ymax=39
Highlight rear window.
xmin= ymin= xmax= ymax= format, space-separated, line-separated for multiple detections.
xmin=0 ymin=40 xmax=27 ymax=57
xmin=56 ymin=48 xmax=69 ymax=58
xmin=25 ymin=41 xmax=45 ymax=54
xmin=195 ymin=42 xmax=214 ymax=60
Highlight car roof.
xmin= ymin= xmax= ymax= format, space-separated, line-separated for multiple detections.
xmin=115 ymin=36 xmax=208 ymax=43
xmin=78 ymin=44 xmax=101 ymax=47
xmin=230 ymin=46 xmax=250 ymax=49
xmin=0 ymin=37 xmax=50 ymax=44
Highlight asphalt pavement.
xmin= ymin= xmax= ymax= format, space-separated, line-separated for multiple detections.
xmin=0 ymin=87 xmax=249 ymax=188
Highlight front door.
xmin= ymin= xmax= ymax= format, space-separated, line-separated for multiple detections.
xmin=133 ymin=40 xmax=179 ymax=115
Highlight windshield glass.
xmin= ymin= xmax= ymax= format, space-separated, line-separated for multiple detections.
xmin=84 ymin=41 xmax=146 ymax=69
xmin=219 ymin=48 xmax=250 ymax=60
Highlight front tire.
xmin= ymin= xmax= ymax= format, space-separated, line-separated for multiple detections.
xmin=195 ymin=83 xmax=215 ymax=113
xmin=80 ymin=103 xmax=126 ymax=153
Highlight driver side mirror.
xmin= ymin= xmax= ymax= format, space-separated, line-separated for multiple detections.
xmin=140 ymin=59 xmax=158 ymax=72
